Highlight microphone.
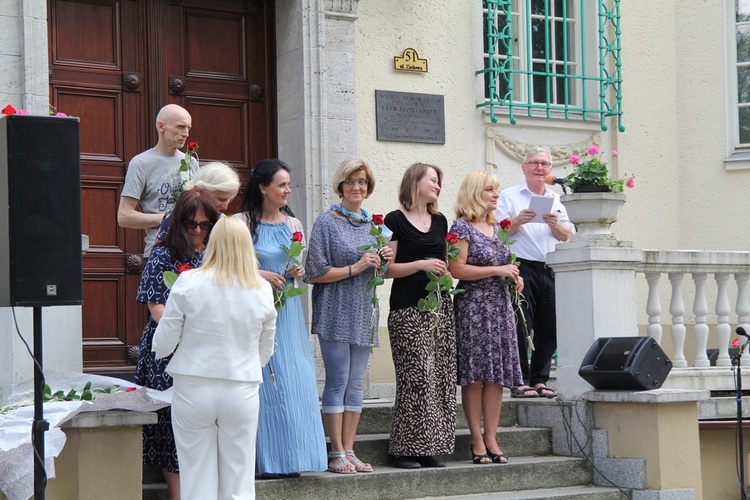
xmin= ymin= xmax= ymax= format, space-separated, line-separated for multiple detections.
xmin=738 ymin=326 xmax=750 ymax=338
xmin=544 ymin=174 xmax=567 ymax=186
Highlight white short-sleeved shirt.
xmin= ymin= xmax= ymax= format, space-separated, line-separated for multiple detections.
xmin=495 ymin=182 xmax=574 ymax=263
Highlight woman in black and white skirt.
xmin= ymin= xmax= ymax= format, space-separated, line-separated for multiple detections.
xmin=384 ymin=162 xmax=457 ymax=469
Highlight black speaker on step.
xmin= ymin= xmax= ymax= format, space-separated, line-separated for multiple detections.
xmin=578 ymin=337 xmax=672 ymax=390
xmin=0 ymin=114 xmax=83 ymax=306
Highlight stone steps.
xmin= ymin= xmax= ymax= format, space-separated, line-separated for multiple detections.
xmin=143 ymin=397 xmax=625 ymax=499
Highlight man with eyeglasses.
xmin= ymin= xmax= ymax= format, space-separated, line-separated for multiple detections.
xmin=496 ymin=147 xmax=573 ymax=399
xmin=118 ymin=104 xmax=198 ymax=256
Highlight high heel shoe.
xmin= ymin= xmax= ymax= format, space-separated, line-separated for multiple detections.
xmin=484 ymin=441 xmax=508 ymax=464
xmin=471 ymin=446 xmax=491 ymax=465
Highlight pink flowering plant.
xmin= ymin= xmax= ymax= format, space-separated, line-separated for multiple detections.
xmin=564 ymin=145 xmax=634 ymax=193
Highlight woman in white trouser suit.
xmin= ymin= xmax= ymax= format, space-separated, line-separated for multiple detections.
xmin=153 ymin=216 xmax=277 ymax=500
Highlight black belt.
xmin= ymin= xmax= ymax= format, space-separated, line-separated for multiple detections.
xmin=517 ymin=258 xmax=548 ymax=270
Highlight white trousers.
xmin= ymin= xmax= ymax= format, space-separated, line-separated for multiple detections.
xmin=171 ymin=374 xmax=260 ymax=500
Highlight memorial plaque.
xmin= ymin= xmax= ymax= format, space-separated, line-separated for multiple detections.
xmin=375 ymin=90 xmax=445 ymax=144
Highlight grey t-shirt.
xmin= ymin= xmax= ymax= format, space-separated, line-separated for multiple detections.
xmin=121 ymin=148 xmax=198 ymax=255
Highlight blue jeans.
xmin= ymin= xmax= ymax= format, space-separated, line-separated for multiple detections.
xmin=319 ymin=338 xmax=371 ymax=414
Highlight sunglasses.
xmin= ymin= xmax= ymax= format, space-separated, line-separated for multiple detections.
xmin=184 ymin=220 xmax=213 ymax=231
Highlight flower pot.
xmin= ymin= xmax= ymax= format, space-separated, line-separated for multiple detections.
xmin=560 ymin=192 xmax=626 ymax=242
xmin=572 ymin=184 xmax=611 ymax=193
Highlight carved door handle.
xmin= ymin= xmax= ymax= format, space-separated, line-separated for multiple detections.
xmin=123 ymin=73 xmax=141 ymax=91
xmin=169 ymin=76 xmax=185 ymax=95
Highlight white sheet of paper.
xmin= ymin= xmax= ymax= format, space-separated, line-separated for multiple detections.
xmin=529 ymin=195 xmax=554 ymax=223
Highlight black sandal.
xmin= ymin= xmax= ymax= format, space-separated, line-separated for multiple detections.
xmin=535 ymin=385 xmax=557 ymax=398
xmin=471 ymin=447 xmax=491 ymax=465
xmin=511 ymin=386 xmax=539 ymax=398
xmin=485 ymin=441 xmax=508 ymax=463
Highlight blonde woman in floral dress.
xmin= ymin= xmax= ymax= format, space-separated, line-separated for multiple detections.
xmin=449 ymin=170 xmax=524 ymax=465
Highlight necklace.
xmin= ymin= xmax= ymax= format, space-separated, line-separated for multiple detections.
xmin=262 ymin=208 xmax=280 ymax=215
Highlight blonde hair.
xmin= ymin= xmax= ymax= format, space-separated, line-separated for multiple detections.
xmin=398 ymin=162 xmax=443 ymax=215
xmin=185 ymin=161 xmax=240 ymax=195
xmin=454 ymin=170 xmax=499 ymax=224
xmin=332 ymin=158 xmax=376 ymax=198
xmin=199 ymin=217 xmax=263 ymax=288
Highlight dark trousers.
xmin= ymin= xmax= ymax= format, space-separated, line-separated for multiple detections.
xmin=515 ymin=258 xmax=557 ymax=387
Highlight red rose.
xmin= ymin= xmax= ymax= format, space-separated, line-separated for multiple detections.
xmin=291 ymin=231 xmax=303 ymax=242
xmin=126 ymin=387 xmax=137 ymax=392
xmin=2 ymin=104 xmax=17 ymax=115
xmin=187 ymin=141 xmax=197 ymax=150
xmin=445 ymin=232 xmax=459 ymax=244
xmin=176 ymin=263 xmax=192 ymax=274
xmin=500 ymin=219 xmax=511 ymax=230
xmin=372 ymin=214 xmax=384 ymax=225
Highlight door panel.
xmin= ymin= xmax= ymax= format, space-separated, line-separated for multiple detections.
xmin=48 ymin=0 xmax=275 ymax=373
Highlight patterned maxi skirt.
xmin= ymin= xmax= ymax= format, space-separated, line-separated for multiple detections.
xmin=387 ymin=297 xmax=457 ymax=457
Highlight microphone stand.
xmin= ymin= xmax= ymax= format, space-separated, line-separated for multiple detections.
xmin=734 ymin=332 xmax=749 ymax=500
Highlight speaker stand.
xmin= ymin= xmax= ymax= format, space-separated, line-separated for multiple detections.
xmin=734 ymin=338 xmax=748 ymax=500
xmin=32 ymin=307 xmax=49 ymax=499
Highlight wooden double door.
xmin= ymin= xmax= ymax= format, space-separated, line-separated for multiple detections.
xmin=48 ymin=0 xmax=276 ymax=374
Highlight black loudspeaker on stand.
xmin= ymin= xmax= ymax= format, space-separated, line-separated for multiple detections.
xmin=578 ymin=337 xmax=673 ymax=390
xmin=0 ymin=114 xmax=83 ymax=307
xmin=0 ymin=114 xmax=82 ymax=500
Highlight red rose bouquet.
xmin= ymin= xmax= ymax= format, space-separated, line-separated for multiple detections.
xmin=162 ymin=262 xmax=193 ymax=289
xmin=357 ymin=214 xmax=389 ymax=345
xmin=274 ymin=231 xmax=307 ymax=311
xmin=498 ymin=219 xmax=530 ymax=348
xmin=417 ymin=232 xmax=464 ymax=340
xmin=173 ymin=141 xmax=199 ymax=202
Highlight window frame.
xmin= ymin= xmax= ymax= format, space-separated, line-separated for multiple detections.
xmin=478 ymin=0 xmax=624 ymax=132
xmin=725 ymin=0 xmax=750 ymax=168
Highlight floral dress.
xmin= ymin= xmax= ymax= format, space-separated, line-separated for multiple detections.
xmin=135 ymin=245 xmax=203 ymax=472
xmin=450 ymin=218 xmax=523 ymax=388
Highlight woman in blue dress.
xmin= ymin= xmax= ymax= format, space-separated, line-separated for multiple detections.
xmin=235 ymin=158 xmax=327 ymax=477
xmin=135 ymin=189 xmax=220 ymax=499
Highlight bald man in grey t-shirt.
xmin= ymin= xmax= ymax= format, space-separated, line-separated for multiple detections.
xmin=118 ymin=104 xmax=198 ymax=256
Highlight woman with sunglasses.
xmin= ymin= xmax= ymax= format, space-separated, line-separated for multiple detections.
xmin=134 ymin=189 xmax=220 ymax=499
xmin=235 ymin=159 xmax=327 ymax=478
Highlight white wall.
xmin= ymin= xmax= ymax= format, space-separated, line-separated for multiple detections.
xmin=0 ymin=0 xmax=82 ymax=402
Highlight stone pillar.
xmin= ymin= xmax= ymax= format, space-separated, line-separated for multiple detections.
xmin=587 ymin=389 xmax=708 ymax=499
xmin=276 ymin=0 xmax=361 ymax=393
xmin=547 ymin=220 xmax=643 ymax=400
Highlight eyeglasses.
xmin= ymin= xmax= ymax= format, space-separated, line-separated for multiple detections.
xmin=342 ymin=179 xmax=369 ymax=187
xmin=526 ymin=160 xmax=552 ymax=168
xmin=184 ymin=220 xmax=213 ymax=231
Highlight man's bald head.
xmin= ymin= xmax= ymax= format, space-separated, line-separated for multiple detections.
xmin=156 ymin=104 xmax=190 ymax=128
xmin=154 ymin=104 xmax=192 ymax=154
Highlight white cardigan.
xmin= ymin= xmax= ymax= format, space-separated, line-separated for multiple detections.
xmin=152 ymin=268 xmax=277 ymax=383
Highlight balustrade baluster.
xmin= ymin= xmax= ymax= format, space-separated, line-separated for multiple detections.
xmin=692 ymin=273 xmax=709 ymax=367
xmin=645 ymin=271 xmax=663 ymax=343
xmin=715 ymin=273 xmax=731 ymax=367
xmin=668 ymin=272 xmax=687 ymax=368
xmin=736 ymin=272 xmax=750 ymax=366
